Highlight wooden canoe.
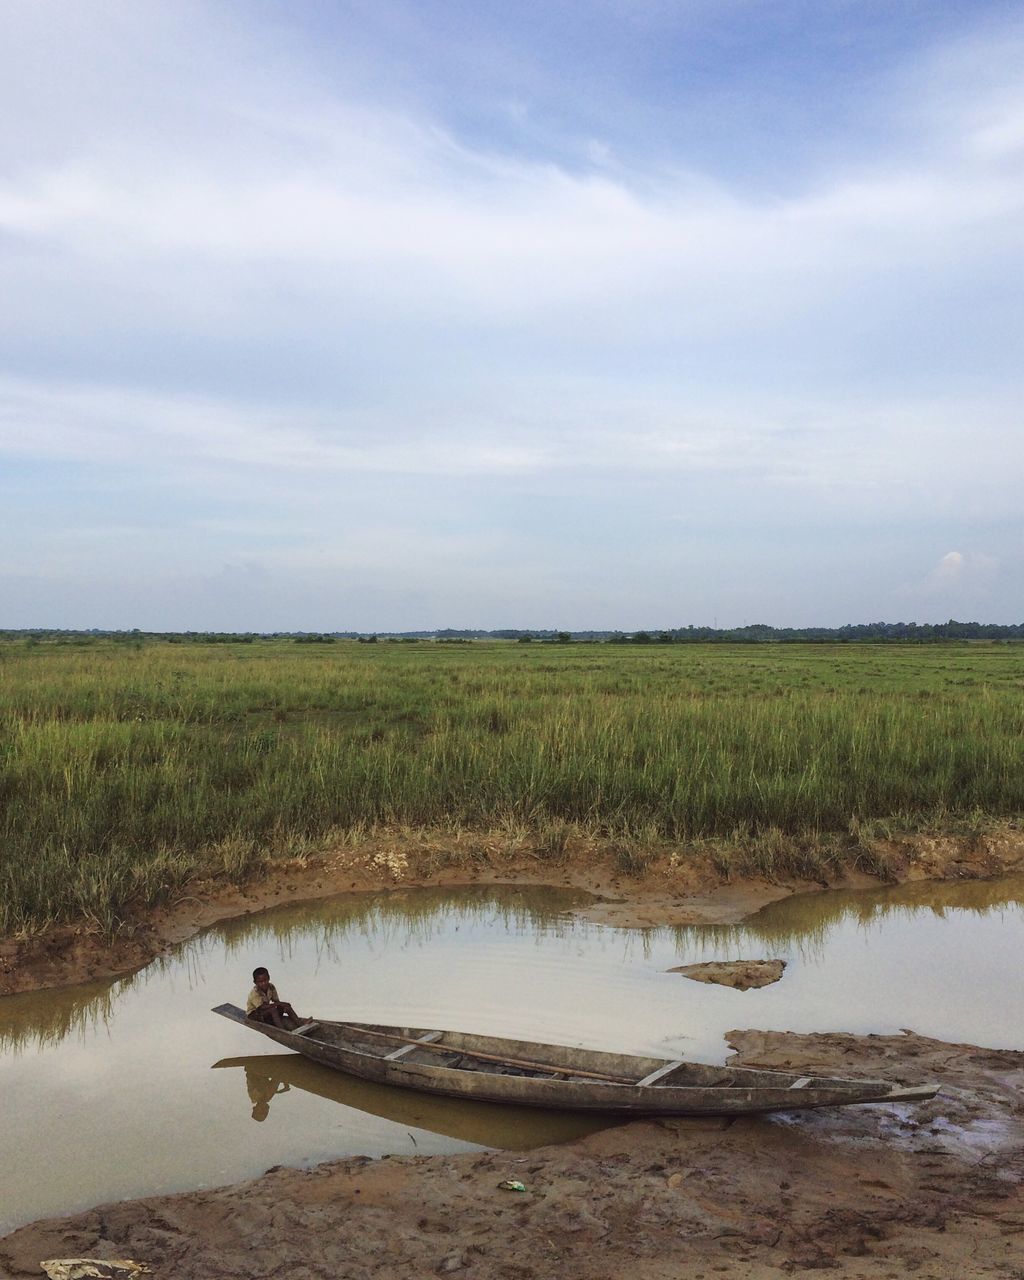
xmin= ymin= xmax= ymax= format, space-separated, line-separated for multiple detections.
xmin=212 ymin=1005 xmax=938 ymax=1115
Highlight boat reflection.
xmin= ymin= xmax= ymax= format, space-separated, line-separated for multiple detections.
xmin=244 ymin=1061 xmax=292 ymax=1122
xmin=213 ymin=1052 xmax=617 ymax=1148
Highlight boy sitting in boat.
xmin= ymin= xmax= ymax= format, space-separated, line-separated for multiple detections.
xmin=246 ymin=966 xmax=305 ymax=1030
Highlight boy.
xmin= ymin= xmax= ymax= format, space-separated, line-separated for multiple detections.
xmin=246 ymin=966 xmax=305 ymax=1030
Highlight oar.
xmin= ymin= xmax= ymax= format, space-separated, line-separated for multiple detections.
xmin=333 ymin=1023 xmax=637 ymax=1085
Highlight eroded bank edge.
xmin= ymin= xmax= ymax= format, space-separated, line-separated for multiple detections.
xmin=2 ymin=825 xmax=1023 ymax=998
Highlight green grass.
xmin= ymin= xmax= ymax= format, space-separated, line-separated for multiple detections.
xmin=2 ymin=637 xmax=1023 ymax=935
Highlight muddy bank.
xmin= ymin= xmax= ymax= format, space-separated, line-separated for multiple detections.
xmin=3 ymin=826 xmax=1023 ymax=998
xmin=3 ymin=1029 xmax=1020 ymax=1279
xmin=669 ymin=959 xmax=787 ymax=989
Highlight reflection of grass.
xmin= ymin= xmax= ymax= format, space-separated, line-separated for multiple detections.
xmin=3 ymin=638 xmax=1024 ymax=934
xmin=208 ymin=883 xmax=589 ymax=964
xmin=3 ymin=878 xmax=1022 ymax=1055
xmin=0 ymin=886 xmax=590 ymax=1054
xmin=0 ymin=977 xmax=123 ymax=1055
xmin=679 ymin=874 xmax=1024 ymax=960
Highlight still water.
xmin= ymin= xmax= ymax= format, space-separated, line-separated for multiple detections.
xmin=1 ymin=876 xmax=1022 ymax=1234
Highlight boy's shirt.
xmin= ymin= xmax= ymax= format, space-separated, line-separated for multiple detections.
xmin=246 ymin=982 xmax=280 ymax=1014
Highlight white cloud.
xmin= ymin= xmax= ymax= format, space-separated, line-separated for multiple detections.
xmin=926 ymin=550 xmax=999 ymax=591
xmin=1 ymin=11 xmax=1023 ymax=340
xmin=936 ymin=550 xmax=965 ymax=579
xmin=1 ymin=4 xmax=1022 ymax=626
xmin=3 ymin=372 xmax=1021 ymax=553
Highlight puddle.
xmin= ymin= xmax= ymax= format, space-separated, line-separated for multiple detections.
xmin=1 ymin=876 xmax=1022 ymax=1235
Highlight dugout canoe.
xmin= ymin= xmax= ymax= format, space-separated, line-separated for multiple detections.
xmin=212 ymin=1005 xmax=938 ymax=1115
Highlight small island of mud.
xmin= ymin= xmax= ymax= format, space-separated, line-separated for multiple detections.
xmin=669 ymin=958 xmax=786 ymax=989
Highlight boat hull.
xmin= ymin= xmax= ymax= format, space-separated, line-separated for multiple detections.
xmin=212 ymin=1005 xmax=938 ymax=1116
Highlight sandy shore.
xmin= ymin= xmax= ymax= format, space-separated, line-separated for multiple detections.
xmin=2 ymin=831 xmax=1022 ymax=1278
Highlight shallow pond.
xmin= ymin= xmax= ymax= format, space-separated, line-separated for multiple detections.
xmin=1 ymin=875 xmax=1022 ymax=1235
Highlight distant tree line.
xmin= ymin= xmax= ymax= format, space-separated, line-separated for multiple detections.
xmin=436 ymin=622 xmax=1024 ymax=644
xmin=3 ymin=621 xmax=1022 ymax=646
xmin=391 ymin=622 xmax=1024 ymax=643
xmin=604 ymin=621 xmax=1024 ymax=644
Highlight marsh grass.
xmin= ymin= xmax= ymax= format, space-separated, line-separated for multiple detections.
xmin=2 ymin=638 xmax=1023 ymax=934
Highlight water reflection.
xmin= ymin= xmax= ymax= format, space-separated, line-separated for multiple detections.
xmin=3 ymin=877 xmax=1023 ymax=1056
xmin=0 ymin=976 xmax=122 ymax=1055
xmin=215 ymin=1053 xmax=611 ymax=1148
xmin=212 ymin=883 xmax=592 ymax=965
xmin=0 ymin=885 xmax=590 ymax=1056
xmin=689 ymin=873 xmax=1024 ymax=962
xmin=244 ymin=1061 xmax=291 ymax=1122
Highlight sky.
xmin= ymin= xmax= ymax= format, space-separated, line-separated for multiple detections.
xmin=1 ymin=0 xmax=1021 ymax=631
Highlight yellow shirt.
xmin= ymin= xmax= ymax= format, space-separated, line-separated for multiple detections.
xmin=246 ymin=982 xmax=279 ymax=1014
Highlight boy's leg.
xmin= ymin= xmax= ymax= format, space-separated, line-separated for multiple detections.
xmin=250 ymin=1005 xmax=293 ymax=1029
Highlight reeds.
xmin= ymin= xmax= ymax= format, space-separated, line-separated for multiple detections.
xmin=2 ymin=638 xmax=1022 ymax=934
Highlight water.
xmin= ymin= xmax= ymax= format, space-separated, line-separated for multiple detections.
xmin=1 ymin=876 xmax=1022 ymax=1235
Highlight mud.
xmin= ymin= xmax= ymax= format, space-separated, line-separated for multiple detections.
xmin=669 ymin=959 xmax=787 ymax=989
xmin=2 ymin=1029 xmax=1021 ymax=1279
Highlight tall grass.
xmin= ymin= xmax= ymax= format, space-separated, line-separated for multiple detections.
xmin=2 ymin=638 xmax=1023 ymax=934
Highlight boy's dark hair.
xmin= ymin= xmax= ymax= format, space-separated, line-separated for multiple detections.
xmin=252 ymin=966 xmax=270 ymax=981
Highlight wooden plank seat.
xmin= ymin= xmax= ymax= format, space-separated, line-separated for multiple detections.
xmin=384 ymin=1030 xmax=444 ymax=1061
xmin=636 ymin=1060 xmax=686 ymax=1088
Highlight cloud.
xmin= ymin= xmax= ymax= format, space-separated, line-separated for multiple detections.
xmin=1 ymin=8 xmax=1023 ymax=350
xmin=1 ymin=4 xmax=1022 ymax=626
xmin=901 ymin=550 xmax=1006 ymax=619
xmin=2 ymin=104 xmax=1020 ymax=320
xmin=926 ymin=550 xmax=999 ymax=591
xmin=3 ymin=373 xmax=1019 ymax=510
xmin=935 ymin=551 xmax=965 ymax=580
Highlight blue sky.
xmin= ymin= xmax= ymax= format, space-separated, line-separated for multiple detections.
xmin=1 ymin=0 xmax=1021 ymax=630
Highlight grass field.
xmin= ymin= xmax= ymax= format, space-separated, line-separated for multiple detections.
xmin=2 ymin=637 xmax=1023 ymax=936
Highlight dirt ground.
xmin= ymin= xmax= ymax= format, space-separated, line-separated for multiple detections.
xmin=1 ymin=830 xmax=1022 ymax=1278
xmin=669 ymin=959 xmax=787 ymax=989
